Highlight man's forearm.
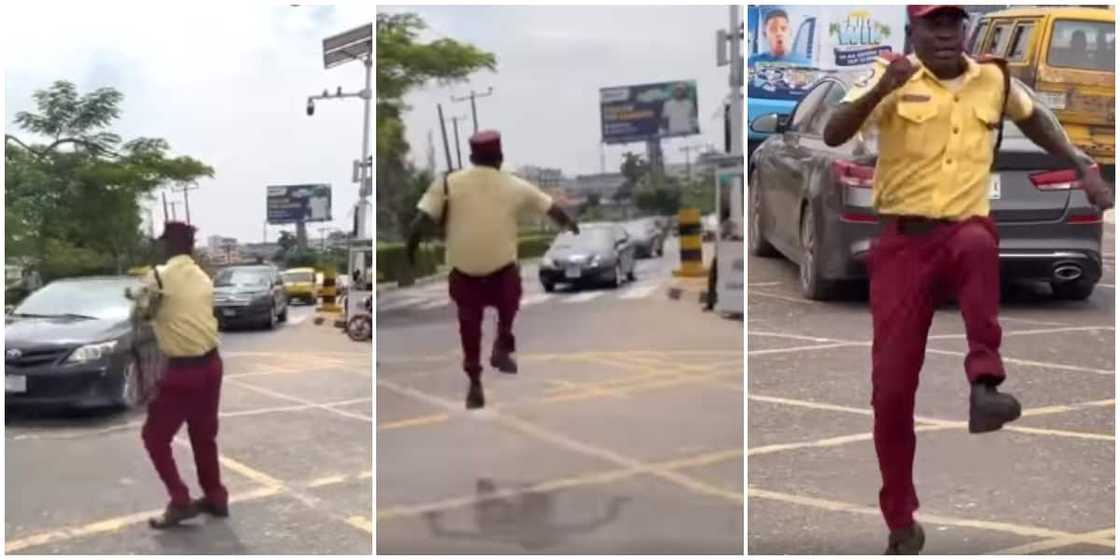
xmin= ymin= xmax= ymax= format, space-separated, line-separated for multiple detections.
xmin=823 ymin=85 xmax=886 ymax=147
xmin=547 ymin=204 xmax=577 ymax=232
xmin=406 ymin=212 xmax=435 ymax=264
xmin=1016 ymin=109 xmax=1095 ymax=174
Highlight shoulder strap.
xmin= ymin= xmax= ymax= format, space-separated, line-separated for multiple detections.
xmin=438 ymin=172 xmax=451 ymax=235
xmin=977 ymin=55 xmax=1011 ymax=170
xmin=153 ymin=266 xmax=164 ymax=290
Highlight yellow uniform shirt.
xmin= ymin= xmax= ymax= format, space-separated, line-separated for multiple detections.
xmin=842 ymin=54 xmax=1035 ymax=220
xmin=146 ymin=255 xmax=219 ymax=357
xmin=417 ymin=166 xmax=554 ymax=276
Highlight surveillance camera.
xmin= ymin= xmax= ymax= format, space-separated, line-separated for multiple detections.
xmin=306 ymin=100 xmax=315 ymax=116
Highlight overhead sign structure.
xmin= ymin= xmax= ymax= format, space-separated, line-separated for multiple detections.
xmin=267 ymin=184 xmax=332 ymax=224
xmin=600 ymin=80 xmax=700 ymax=144
xmin=323 ymin=23 xmax=372 ymax=69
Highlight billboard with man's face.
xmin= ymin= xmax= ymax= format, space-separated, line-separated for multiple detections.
xmin=600 ymin=80 xmax=699 ymax=144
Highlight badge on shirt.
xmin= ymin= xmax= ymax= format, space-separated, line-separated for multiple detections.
xmin=900 ymin=94 xmax=931 ymax=103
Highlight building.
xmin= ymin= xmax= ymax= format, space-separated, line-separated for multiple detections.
xmin=515 ymin=166 xmax=565 ymax=190
xmin=241 ymin=242 xmax=281 ymax=263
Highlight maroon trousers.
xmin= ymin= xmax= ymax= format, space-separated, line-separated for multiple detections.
xmin=448 ymin=263 xmax=522 ymax=379
xmin=142 ymin=350 xmax=227 ymax=508
xmin=868 ymin=217 xmax=1005 ymax=531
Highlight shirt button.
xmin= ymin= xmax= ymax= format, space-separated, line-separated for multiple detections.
xmin=947 ymin=159 xmax=953 ymax=165
xmin=954 ymin=96 xmax=960 ymax=102
xmin=953 ymin=127 xmax=960 ymax=134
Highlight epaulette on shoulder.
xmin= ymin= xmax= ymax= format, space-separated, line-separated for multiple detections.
xmin=974 ymin=54 xmax=1008 ymax=67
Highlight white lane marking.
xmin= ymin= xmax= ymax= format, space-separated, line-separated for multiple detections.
xmin=377 ymin=294 xmax=431 ymax=312
xmin=747 ymin=281 xmax=782 ymax=287
xmin=619 ymin=282 xmax=661 ymax=300
xmin=287 ymin=308 xmax=315 ymax=326
xmin=1098 ymin=283 xmax=1114 ymax=289
xmin=563 ymin=291 xmax=606 ymax=304
xmin=520 ymin=293 xmax=554 ymax=307
xmin=414 ymin=296 xmax=451 ymax=310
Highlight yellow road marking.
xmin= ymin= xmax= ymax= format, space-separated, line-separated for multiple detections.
xmin=751 ymin=487 xmax=1114 ymax=545
xmin=990 ymin=527 xmax=1115 ymax=554
xmin=344 ymin=516 xmax=373 ymax=534
xmin=227 ymin=378 xmax=372 ymax=422
xmin=378 ymin=413 xmax=450 ymax=431
xmin=378 ymin=379 xmax=743 ymax=508
xmin=5 ymin=485 xmax=283 ymax=552
xmin=378 ymin=448 xmax=742 ymax=521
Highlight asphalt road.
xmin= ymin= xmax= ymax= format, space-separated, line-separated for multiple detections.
xmin=5 ymin=303 xmax=373 ymax=554
xmin=377 ymin=237 xmax=744 ymax=554
xmin=747 ymin=226 xmax=1115 ymax=554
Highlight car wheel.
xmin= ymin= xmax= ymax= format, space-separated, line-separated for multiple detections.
xmin=542 ymin=281 xmax=555 ymax=293
xmin=1051 ymin=279 xmax=1095 ymax=301
xmin=749 ymin=173 xmax=779 ymax=258
xmin=799 ymin=205 xmax=837 ymax=301
xmin=278 ymin=303 xmax=288 ymax=323
xmin=116 ymin=359 xmax=141 ymax=409
xmin=265 ymin=305 xmax=278 ymax=330
xmin=627 ymin=264 xmax=636 ymax=282
xmin=610 ymin=262 xmax=623 ymax=289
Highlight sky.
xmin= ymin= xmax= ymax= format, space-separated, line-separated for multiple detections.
xmin=3 ymin=1 xmax=372 ymax=245
xmin=379 ymin=5 xmax=738 ymax=178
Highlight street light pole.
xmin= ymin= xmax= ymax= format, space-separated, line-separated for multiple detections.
xmin=452 ymin=87 xmax=494 ymax=134
xmin=174 ymin=182 xmax=200 ymax=224
xmin=450 ymin=115 xmax=468 ymax=169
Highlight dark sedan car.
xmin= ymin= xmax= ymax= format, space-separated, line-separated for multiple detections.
xmin=5 ymin=276 xmax=158 ymax=409
xmin=539 ymin=223 xmax=637 ymax=292
xmin=624 ymin=218 xmax=666 ymax=258
xmin=749 ymin=74 xmax=1103 ymax=301
xmin=213 ymin=265 xmax=289 ymax=330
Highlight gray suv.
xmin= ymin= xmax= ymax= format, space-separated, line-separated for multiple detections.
xmin=212 ymin=265 xmax=289 ymax=330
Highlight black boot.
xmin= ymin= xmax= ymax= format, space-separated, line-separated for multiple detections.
xmin=466 ymin=380 xmax=485 ymax=410
xmin=490 ymin=352 xmax=518 ymax=374
xmin=885 ymin=521 xmax=925 ymax=555
xmin=969 ymin=381 xmax=1021 ymax=434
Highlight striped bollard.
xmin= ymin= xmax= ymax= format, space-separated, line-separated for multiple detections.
xmin=674 ymin=207 xmax=706 ymax=277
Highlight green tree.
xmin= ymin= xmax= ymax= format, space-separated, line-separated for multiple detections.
xmin=376 ymin=13 xmax=496 ymax=241
xmin=5 ymin=81 xmax=213 ymax=278
xmin=616 ymin=152 xmax=649 ymax=202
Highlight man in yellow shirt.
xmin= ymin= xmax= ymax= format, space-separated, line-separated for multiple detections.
xmin=141 ymin=222 xmax=228 ymax=528
xmin=823 ymin=5 xmax=1113 ymax=554
xmin=407 ymin=131 xmax=579 ymax=409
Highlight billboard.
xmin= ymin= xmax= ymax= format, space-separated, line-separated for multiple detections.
xmin=747 ymin=6 xmax=906 ymax=102
xmin=267 ymin=184 xmax=332 ymax=224
xmin=600 ymin=80 xmax=699 ymax=144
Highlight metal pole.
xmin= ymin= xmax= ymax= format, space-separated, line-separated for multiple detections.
xmin=469 ymin=93 xmax=478 ymax=134
xmin=162 ymin=191 xmax=170 ymax=223
xmin=169 ymin=201 xmax=180 ymax=221
xmin=729 ymin=6 xmax=743 ymax=156
xmin=452 ymin=87 xmax=493 ymax=135
xmin=359 ymin=56 xmax=372 ymax=240
xmin=452 ymin=116 xmax=463 ymax=169
xmin=437 ymin=104 xmax=453 ymax=172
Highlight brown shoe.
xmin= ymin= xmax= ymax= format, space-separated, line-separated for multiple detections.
xmin=466 ymin=381 xmax=485 ymax=410
xmin=194 ymin=498 xmax=230 ymax=518
xmin=885 ymin=521 xmax=925 ymax=555
xmin=489 ymin=352 xmax=518 ymax=374
xmin=148 ymin=502 xmax=200 ymax=529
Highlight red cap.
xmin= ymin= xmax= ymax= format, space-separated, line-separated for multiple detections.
xmin=469 ymin=130 xmax=502 ymax=158
xmin=907 ymin=5 xmax=967 ymax=19
xmin=160 ymin=221 xmax=196 ymax=243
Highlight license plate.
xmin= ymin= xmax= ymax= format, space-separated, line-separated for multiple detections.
xmin=222 ymin=309 xmax=237 ymax=317
xmin=6 ymin=375 xmax=26 ymax=393
xmin=565 ymin=266 xmax=581 ymax=279
xmin=989 ymin=174 xmax=1001 ymax=200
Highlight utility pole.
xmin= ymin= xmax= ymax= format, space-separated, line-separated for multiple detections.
xmin=450 ymin=115 xmax=469 ymax=169
xmin=173 ymin=182 xmax=200 ymax=224
xmin=680 ymin=144 xmax=706 ymax=180
xmin=437 ymin=104 xmax=454 ymax=172
xmin=162 ymin=191 xmax=170 ymax=223
xmin=451 ymin=87 xmax=494 ymax=134
xmin=169 ymin=201 xmax=181 ymax=221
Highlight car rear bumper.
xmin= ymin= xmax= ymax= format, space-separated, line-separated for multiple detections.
xmin=821 ymin=219 xmax=1102 ymax=284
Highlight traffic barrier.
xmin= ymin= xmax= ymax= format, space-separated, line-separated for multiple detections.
xmin=318 ymin=271 xmax=342 ymax=313
xmin=674 ymin=208 xmax=706 ymax=277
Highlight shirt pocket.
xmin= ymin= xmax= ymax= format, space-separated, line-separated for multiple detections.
xmin=894 ymin=100 xmax=941 ymax=158
xmin=965 ymin=104 xmax=1000 ymax=164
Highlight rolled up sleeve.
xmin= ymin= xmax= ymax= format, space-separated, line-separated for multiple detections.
xmin=416 ymin=176 xmax=446 ymax=221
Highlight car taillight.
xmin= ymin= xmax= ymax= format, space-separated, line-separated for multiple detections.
xmin=832 ymin=160 xmax=874 ymax=188
xmin=1067 ymin=213 xmax=1102 ymax=224
xmin=1029 ymin=165 xmax=1098 ymax=191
